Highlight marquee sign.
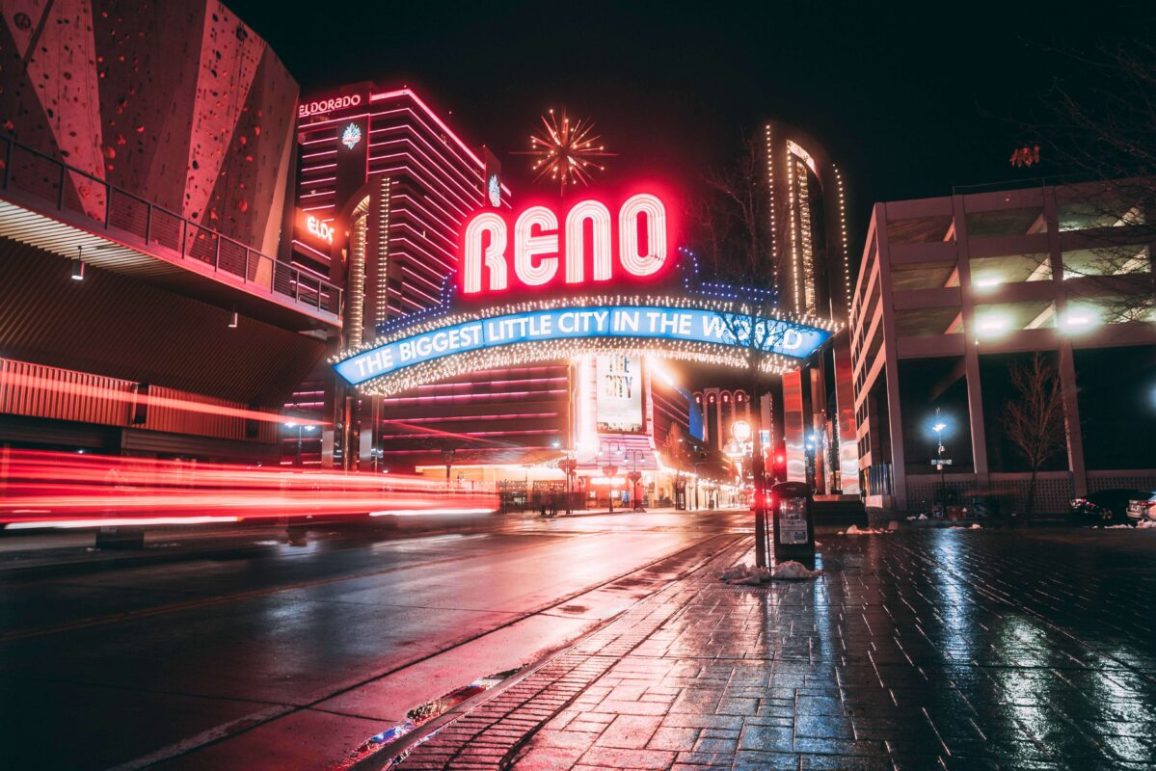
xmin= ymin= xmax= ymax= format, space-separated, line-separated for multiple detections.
xmin=461 ymin=193 xmax=673 ymax=297
xmin=336 ymin=305 xmax=831 ymax=387
xmin=332 ymin=187 xmax=839 ymax=394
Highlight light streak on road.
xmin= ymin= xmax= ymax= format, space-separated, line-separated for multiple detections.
xmin=0 ymin=450 xmax=497 ymax=528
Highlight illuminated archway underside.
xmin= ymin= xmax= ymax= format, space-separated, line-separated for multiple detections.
xmin=333 ymin=294 xmax=838 ymax=397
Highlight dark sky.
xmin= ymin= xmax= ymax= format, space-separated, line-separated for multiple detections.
xmin=232 ymin=0 xmax=1152 ymax=250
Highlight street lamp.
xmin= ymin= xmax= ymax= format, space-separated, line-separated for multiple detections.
xmin=442 ymin=448 xmax=456 ymax=489
xmin=625 ymin=449 xmax=645 ymax=511
xmin=731 ymin=420 xmax=751 ymax=443
xmin=553 ymin=439 xmax=576 ymax=516
xmin=285 ymin=422 xmax=317 ymax=466
xmin=600 ymin=442 xmax=621 ymax=513
xmin=931 ymin=409 xmax=948 ymax=515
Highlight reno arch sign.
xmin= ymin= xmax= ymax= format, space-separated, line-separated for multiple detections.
xmin=461 ymin=193 xmax=671 ymax=296
xmin=332 ymin=185 xmax=839 ymax=395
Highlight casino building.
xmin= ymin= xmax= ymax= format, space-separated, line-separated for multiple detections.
xmin=760 ymin=122 xmax=859 ymax=496
xmin=0 ymin=0 xmax=339 ymax=462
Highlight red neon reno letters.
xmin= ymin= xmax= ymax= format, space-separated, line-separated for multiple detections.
xmin=461 ymin=194 xmax=669 ymax=296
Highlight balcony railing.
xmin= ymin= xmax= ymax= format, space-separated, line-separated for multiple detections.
xmin=0 ymin=135 xmax=341 ymax=319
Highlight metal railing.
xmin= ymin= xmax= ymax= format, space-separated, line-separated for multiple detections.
xmin=0 ymin=135 xmax=342 ymax=319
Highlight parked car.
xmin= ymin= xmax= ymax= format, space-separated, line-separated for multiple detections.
xmin=1126 ymin=492 xmax=1156 ymax=524
xmin=1069 ymin=489 xmax=1147 ymax=525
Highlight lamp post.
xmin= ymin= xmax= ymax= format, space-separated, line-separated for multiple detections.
xmin=601 ymin=442 xmax=621 ymax=513
xmin=602 ymin=462 xmax=618 ymax=513
xmin=286 ymin=422 xmax=317 ymax=466
xmin=691 ymin=444 xmax=703 ymax=510
xmin=443 ymin=448 xmax=456 ymax=490
xmin=625 ymin=449 xmax=645 ymax=511
xmin=553 ymin=439 xmax=576 ymax=516
xmin=804 ymin=431 xmax=818 ymax=492
xmin=932 ymin=409 xmax=947 ymax=515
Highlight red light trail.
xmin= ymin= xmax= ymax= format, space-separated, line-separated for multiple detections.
xmin=0 ymin=370 xmax=324 ymax=428
xmin=0 ymin=450 xmax=497 ymax=529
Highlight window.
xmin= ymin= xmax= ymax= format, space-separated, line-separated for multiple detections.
xmin=965 ymin=207 xmax=1047 ymax=237
xmin=970 ymin=253 xmax=1051 ymax=290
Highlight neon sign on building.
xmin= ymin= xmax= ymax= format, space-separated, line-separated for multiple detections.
xmin=461 ymin=193 xmax=672 ymax=296
xmin=298 ymin=213 xmax=334 ymax=245
xmin=298 ymin=94 xmax=363 ymax=119
xmin=332 ymin=184 xmax=839 ymax=395
xmin=335 ymin=306 xmax=828 ymax=387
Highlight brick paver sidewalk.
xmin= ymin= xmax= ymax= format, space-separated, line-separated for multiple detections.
xmin=394 ymin=529 xmax=1156 ymax=770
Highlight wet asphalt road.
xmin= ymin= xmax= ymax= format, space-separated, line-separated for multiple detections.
xmin=0 ymin=510 xmax=748 ymax=770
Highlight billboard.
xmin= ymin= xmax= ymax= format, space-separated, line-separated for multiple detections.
xmin=595 ymin=355 xmax=643 ymax=433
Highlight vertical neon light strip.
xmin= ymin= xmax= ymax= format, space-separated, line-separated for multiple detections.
xmin=514 ymin=206 xmax=560 ymax=286
xmin=786 ymin=144 xmax=801 ymax=314
xmin=375 ymin=177 xmax=392 ymax=326
xmin=462 ymin=213 xmax=508 ymax=293
xmin=833 ymin=164 xmax=851 ymax=318
xmin=564 ymin=200 xmax=613 ymax=284
xmin=348 ymin=207 xmax=368 ymax=350
xmin=618 ymin=194 xmax=667 ymax=277
xmin=796 ymin=157 xmax=816 ymax=315
xmin=765 ymin=124 xmax=778 ymax=287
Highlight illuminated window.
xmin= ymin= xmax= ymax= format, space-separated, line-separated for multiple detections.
xmin=969 ymin=253 xmax=1052 ymax=290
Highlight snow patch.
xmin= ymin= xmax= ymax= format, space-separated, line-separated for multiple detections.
xmin=721 ymin=561 xmax=822 ymax=585
xmin=839 ymin=524 xmax=890 ymax=535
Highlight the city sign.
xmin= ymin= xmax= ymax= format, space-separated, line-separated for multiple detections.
xmin=460 ymin=193 xmax=673 ymax=297
xmin=336 ymin=305 xmax=830 ymax=387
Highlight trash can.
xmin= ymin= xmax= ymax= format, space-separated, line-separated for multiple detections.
xmin=771 ymin=481 xmax=815 ymax=561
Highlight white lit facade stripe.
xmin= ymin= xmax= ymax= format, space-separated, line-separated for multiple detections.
xmin=348 ymin=198 xmax=369 ymax=350
xmin=795 ymin=157 xmax=816 ymax=315
xmin=833 ymin=164 xmax=852 ymax=318
xmin=786 ymin=147 xmax=802 ymax=314
xmin=514 ymin=206 xmax=560 ymax=286
xmin=375 ymin=177 xmax=392 ymax=326
xmin=463 ymin=213 xmax=507 ymax=293
xmin=618 ymin=194 xmax=668 ymax=277
xmin=564 ymin=200 xmax=613 ymax=284
xmin=764 ymin=123 xmax=778 ymax=276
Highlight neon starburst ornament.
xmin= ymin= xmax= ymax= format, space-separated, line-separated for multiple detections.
xmin=519 ymin=109 xmax=615 ymax=195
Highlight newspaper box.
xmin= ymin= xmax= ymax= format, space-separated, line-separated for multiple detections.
xmin=771 ymin=481 xmax=815 ymax=561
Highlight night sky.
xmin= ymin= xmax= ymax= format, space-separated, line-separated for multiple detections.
xmin=233 ymin=0 xmax=1152 ymax=253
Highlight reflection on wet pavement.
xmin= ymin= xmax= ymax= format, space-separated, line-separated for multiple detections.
xmin=406 ymin=529 xmax=1156 ymax=769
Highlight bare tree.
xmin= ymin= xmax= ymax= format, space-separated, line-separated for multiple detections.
xmin=1019 ymin=43 xmax=1156 ymax=323
xmin=691 ymin=135 xmax=790 ymax=566
xmin=1004 ymin=353 xmax=1066 ymax=521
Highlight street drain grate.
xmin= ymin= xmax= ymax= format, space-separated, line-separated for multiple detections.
xmin=338 ymin=667 xmax=522 ymax=769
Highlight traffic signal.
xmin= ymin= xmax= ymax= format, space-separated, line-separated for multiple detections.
xmin=772 ymin=451 xmax=787 ymax=481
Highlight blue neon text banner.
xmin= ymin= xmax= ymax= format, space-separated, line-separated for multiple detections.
xmin=335 ymin=306 xmax=831 ymax=386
